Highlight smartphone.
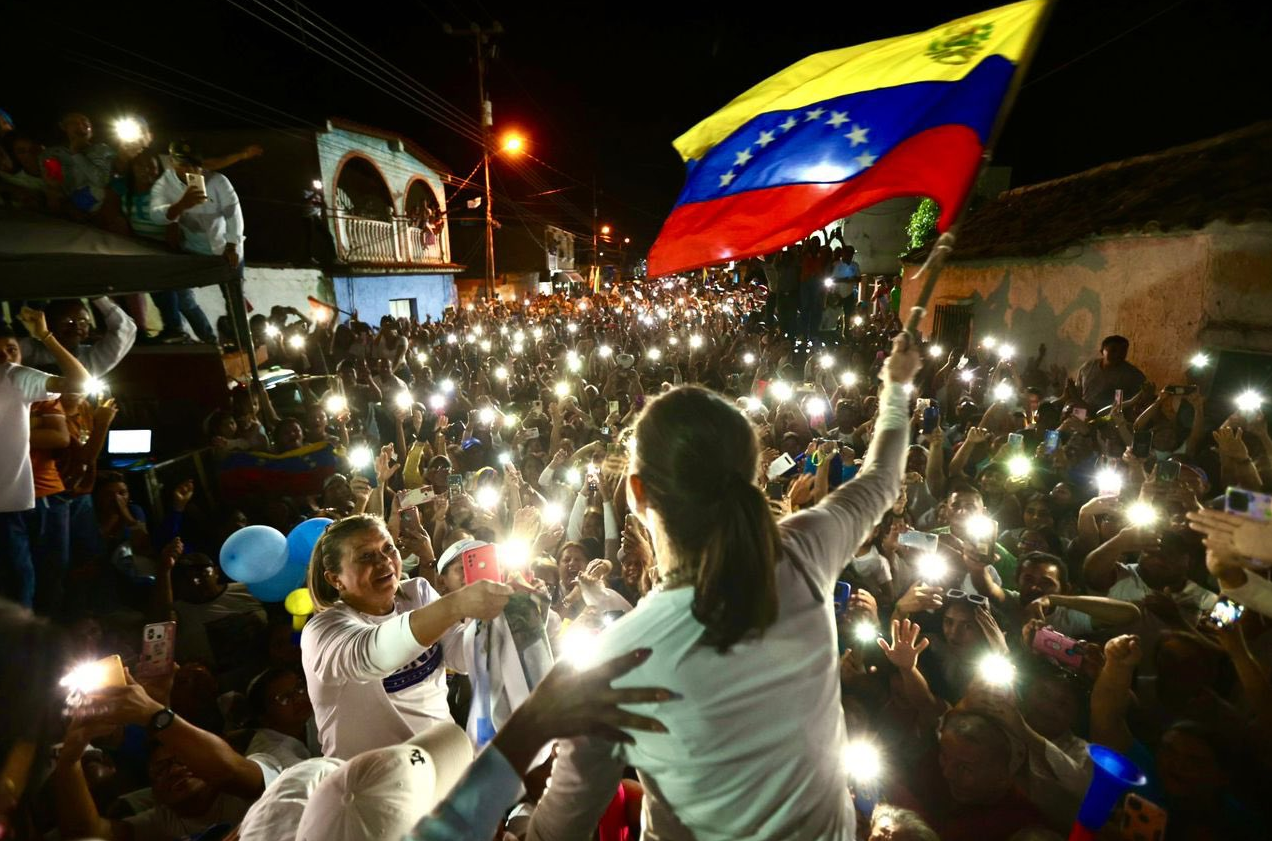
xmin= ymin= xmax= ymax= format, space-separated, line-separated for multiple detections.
xmin=1131 ymin=429 xmax=1153 ymax=459
xmin=833 ymin=581 xmax=852 ymax=617
xmin=922 ymin=405 xmax=940 ymax=434
xmin=1071 ymin=407 xmax=1088 ymax=421
xmin=1203 ymin=597 xmax=1245 ymax=629
xmin=915 ymin=398 xmax=932 ymax=413
xmin=767 ymin=452 xmax=796 ymax=479
xmin=1225 ymin=486 xmax=1272 ymax=522
xmin=531 ymin=400 xmax=544 ymax=414
xmin=1164 ymin=384 xmax=1198 ymax=395
xmin=461 ymin=544 xmax=501 ymax=586
xmin=447 ymin=473 xmax=464 ymax=500
xmin=1007 ymin=432 xmax=1024 ymax=451
xmin=586 ymin=470 xmax=600 ymax=494
xmin=898 ymin=530 xmax=940 ymax=553
xmin=1043 ymin=429 xmax=1061 ymax=454
xmin=523 ymin=426 xmax=540 ymax=440
xmin=1032 ymin=626 xmax=1083 ymax=672
xmin=135 ymin=622 xmax=176 ymax=679
xmin=186 ymin=172 xmax=206 ymax=194
xmin=400 ymin=506 xmax=421 ymax=532
xmin=765 ymin=480 xmax=785 ymax=501
xmin=1155 ymin=459 xmax=1181 ymax=483
xmin=397 ymin=486 xmax=436 ymax=509
xmin=1113 ymin=389 xmax=1123 ymax=406
xmin=1118 ymin=793 xmax=1167 ymax=841
xmin=608 ymin=400 xmax=620 ymax=415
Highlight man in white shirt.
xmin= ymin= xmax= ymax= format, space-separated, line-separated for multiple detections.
xmin=18 ymin=296 xmax=136 ymax=376
xmin=149 ymin=139 xmax=243 ymax=344
xmin=0 ymin=311 xmax=91 ymax=608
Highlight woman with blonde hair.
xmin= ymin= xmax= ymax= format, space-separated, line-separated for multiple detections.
xmin=301 ymin=514 xmax=510 ymax=759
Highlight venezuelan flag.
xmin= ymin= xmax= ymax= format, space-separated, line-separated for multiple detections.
xmin=219 ymin=441 xmax=339 ymax=499
xmin=647 ymin=0 xmax=1047 ymax=277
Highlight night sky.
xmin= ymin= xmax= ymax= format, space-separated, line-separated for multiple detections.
xmin=5 ymin=0 xmax=1270 ymax=252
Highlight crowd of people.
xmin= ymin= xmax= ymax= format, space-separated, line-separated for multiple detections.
xmin=5 ymin=213 xmax=1272 ymax=840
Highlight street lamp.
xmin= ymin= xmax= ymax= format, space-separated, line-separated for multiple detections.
xmin=600 ymin=224 xmax=612 ymax=236
xmin=500 ymin=132 xmax=525 ymax=154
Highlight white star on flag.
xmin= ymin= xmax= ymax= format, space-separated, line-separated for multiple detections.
xmin=756 ymin=130 xmax=775 ymax=148
xmin=779 ymin=116 xmax=798 ymax=132
xmin=853 ymin=150 xmax=877 ymax=168
xmin=845 ymin=124 xmax=869 ymax=147
xmin=734 ymin=148 xmax=753 ymax=167
xmin=719 ymin=170 xmax=737 ymax=187
xmin=804 ymin=107 xmax=826 ymax=121
xmin=825 ymin=111 xmax=849 ymax=128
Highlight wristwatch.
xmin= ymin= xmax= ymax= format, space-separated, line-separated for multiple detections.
xmin=147 ymin=707 xmax=176 ymax=734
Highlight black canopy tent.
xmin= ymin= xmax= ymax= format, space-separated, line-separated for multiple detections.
xmin=0 ymin=208 xmax=260 ymax=385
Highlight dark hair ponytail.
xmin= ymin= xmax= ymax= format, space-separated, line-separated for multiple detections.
xmin=633 ymin=387 xmax=780 ymax=651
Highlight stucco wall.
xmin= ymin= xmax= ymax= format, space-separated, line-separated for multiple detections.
xmin=834 ymin=196 xmax=920 ymax=275
xmin=332 ymin=274 xmax=458 ymax=323
xmin=316 ymin=124 xmax=451 ymax=263
xmin=900 ymin=221 xmax=1272 ymax=389
xmin=175 ymin=267 xmax=329 ymax=333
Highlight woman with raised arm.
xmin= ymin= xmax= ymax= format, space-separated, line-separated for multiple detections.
xmin=528 ymin=334 xmax=921 ymax=841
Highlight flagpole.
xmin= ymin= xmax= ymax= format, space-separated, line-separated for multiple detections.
xmin=902 ymin=0 xmax=1058 ymax=345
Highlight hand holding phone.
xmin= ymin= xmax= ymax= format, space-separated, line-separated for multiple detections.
xmin=461 ymin=544 xmax=501 ymax=586
xmin=136 ymin=622 xmax=177 ymax=678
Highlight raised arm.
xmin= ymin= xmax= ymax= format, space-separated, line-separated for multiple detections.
xmin=1046 ymin=594 xmax=1141 ymax=628
xmin=778 ymin=335 xmax=919 ymax=589
xmin=1090 ymin=635 xmax=1141 ymax=754
xmin=17 ymin=307 xmax=91 ymax=391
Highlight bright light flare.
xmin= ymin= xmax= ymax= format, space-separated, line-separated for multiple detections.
xmin=348 ymin=446 xmax=373 ymax=469
xmin=554 ymin=381 xmax=570 ymax=398
xmin=916 ymin=553 xmax=948 ymax=583
xmin=993 ymin=381 xmax=1015 ymax=402
xmin=743 ymin=352 xmax=756 ymax=365
xmin=501 ymin=132 xmax=525 ymax=154
xmin=928 ymin=344 xmax=944 ymax=359
xmin=959 ymin=370 xmax=975 ymax=383
xmin=851 ymin=315 xmax=864 ymax=327
xmin=743 ymin=396 xmax=763 ymax=413
xmin=1189 ymin=352 xmax=1210 ymax=369
xmin=647 ymin=348 xmax=662 ymax=361
xmin=415 ymin=351 xmax=428 ymax=364
xmin=997 ymin=343 xmax=1016 ymax=360
xmin=479 ymin=339 xmax=492 ymax=353
xmin=1007 ymin=455 xmax=1031 ymax=478
xmin=287 ymin=334 xmax=305 ymax=350
xmin=543 ymin=502 xmax=565 ymax=526
xmin=113 ymin=117 xmax=143 ymax=144
xmin=559 ymin=624 xmax=600 ymax=669
xmin=83 ymin=376 xmax=107 ymax=396
xmin=478 ymin=408 xmax=496 ymax=426
xmin=842 ymin=739 xmax=883 ymax=783
xmin=494 ymin=366 xmax=508 ymax=381
xmin=1236 ymin=390 xmax=1263 ymax=414
xmin=60 ymin=659 xmax=120 ymax=694
xmin=566 ymin=323 xmax=579 ymax=335
xmin=1096 ymin=468 xmax=1123 ymax=497
xmin=981 ymin=336 xmax=998 ymax=350
xmin=823 ymin=277 xmax=834 ymax=289
xmin=689 ymin=335 xmax=704 ymax=349
xmin=504 ymin=414 xmax=518 ymax=428
xmin=805 ymin=397 xmax=827 ymax=417
xmin=978 ymin=653 xmax=1017 ymax=687
xmin=428 ymin=394 xmax=446 ymax=411
xmin=325 ymin=394 xmax=347 ymax=415
xmin=497 ymin=539 xmax=530 ymax=570
xmin=446 ymin=333 xmax=458 ymax=345
xmin=475 ymin=486 xmax=500 ymax=510
xmin=1126 ymin=501 xmax=1159 ymax=528
xmin=840 ymin=371 xmax=859 ymax=388
xmin=440 ymin=379 xmax=456 ymax=394
xmin=598 ymin=345 xmax=612 ymax=357
xmin=393 ymin=391 xmax=413 ymax=410
xmin=565 ymin=467 xmax=582 ymax=486
xmin=819 ymin=353 xmax=834 ymax=369
xmin=264 ymin=324 xmax=280 ymax=338
xmin=964 ymin=513 xmax=996 ymax=543
xmin=852 ymin=622 xmax=877 ymax=644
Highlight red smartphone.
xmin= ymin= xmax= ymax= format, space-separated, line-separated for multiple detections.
xmin=462 ymin=544 xmax=501 ymax=586
xmin=135 ymin=621 xmax=176 ymax=678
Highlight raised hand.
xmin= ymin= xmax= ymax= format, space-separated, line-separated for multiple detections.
xmin=877 ymin=618 xmax=930 ymax=672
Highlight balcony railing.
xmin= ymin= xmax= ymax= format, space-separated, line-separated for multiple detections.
xmin=334 ymin=213 xmax=447 ymax=266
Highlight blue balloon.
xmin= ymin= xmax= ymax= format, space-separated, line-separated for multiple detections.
xmin=287 ymin=518 xmax=333 ymax=569
xmin=248 ymin=562 xmax=307 ymax=603
xmin=220 ymin=526 xmax=288 ymax=584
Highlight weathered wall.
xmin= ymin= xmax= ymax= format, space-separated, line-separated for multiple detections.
xmin=331 ymin=273 xmax=457 ymax=322
xmin=834 ymin=196 xmax=920 ymax=275
xmin=182 ymin=267 xmax=329 ymax=333
xmin=900 ymin=221 xmax=1272 ymax=389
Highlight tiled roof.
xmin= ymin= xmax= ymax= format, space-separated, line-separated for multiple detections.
xmin=909 ymin=121 xmax=1272 ymax=262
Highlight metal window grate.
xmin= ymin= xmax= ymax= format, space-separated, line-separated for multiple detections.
xmin=932 ymin=303 xmax=972 ymax=352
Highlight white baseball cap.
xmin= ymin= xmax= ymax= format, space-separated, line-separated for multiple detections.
xmin=238 ymin=757 xmax=344 ymax=841
xmin=296 ymin=721 xmax=474 ymax=841
xmin=435 ymin=538 xmax=488 ymax=577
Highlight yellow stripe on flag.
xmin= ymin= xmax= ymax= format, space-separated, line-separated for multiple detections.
xmin=673 ymin=0 xmax=1046 ymax=162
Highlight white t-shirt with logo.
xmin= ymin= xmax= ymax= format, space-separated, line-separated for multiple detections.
xmin=0 ymin=363 xmax=53 ymax=513
xmin=302 ymin=578 xmax=467 ymax=759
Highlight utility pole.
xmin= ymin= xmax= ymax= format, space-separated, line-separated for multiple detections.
xmin=592 ymin=177 xmax=599 ymax=293
xmin=446 ymin=21 xmax=503 ymax=299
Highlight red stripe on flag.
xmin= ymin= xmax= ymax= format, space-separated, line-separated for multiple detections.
xmin=647 ymin=124 xmax=982 ymax=277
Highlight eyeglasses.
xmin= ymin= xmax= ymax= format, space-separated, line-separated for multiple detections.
xmin=945 ymin=589 xmax=989 ymax=607
xmin=272 ymin=684 xmax=309 ymax=706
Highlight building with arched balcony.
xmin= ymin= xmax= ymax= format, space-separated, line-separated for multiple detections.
xmin=178 ymin=118 xmax=464 ymax=328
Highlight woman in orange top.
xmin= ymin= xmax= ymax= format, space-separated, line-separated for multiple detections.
xmin=28 ymin=399 xmax=71 ymax=614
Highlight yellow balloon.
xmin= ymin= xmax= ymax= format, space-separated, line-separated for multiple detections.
xmin=284 ymin=588 xmax=313 ymax=617
xmin=292 ymin=614 xmax=307 ymax=632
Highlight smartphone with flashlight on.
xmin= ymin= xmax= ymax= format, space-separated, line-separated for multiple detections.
xmin=1225 ymin=486 xmax=1272 ymax=522
xmin=1203 ymin=597 xmax=1245 ymax=630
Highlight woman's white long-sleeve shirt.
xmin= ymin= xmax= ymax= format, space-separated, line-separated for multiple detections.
xmin=528 ymin=382 xmax=912 ymax=841
xmin=301 ymin=578 xmax=467 ymax=759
